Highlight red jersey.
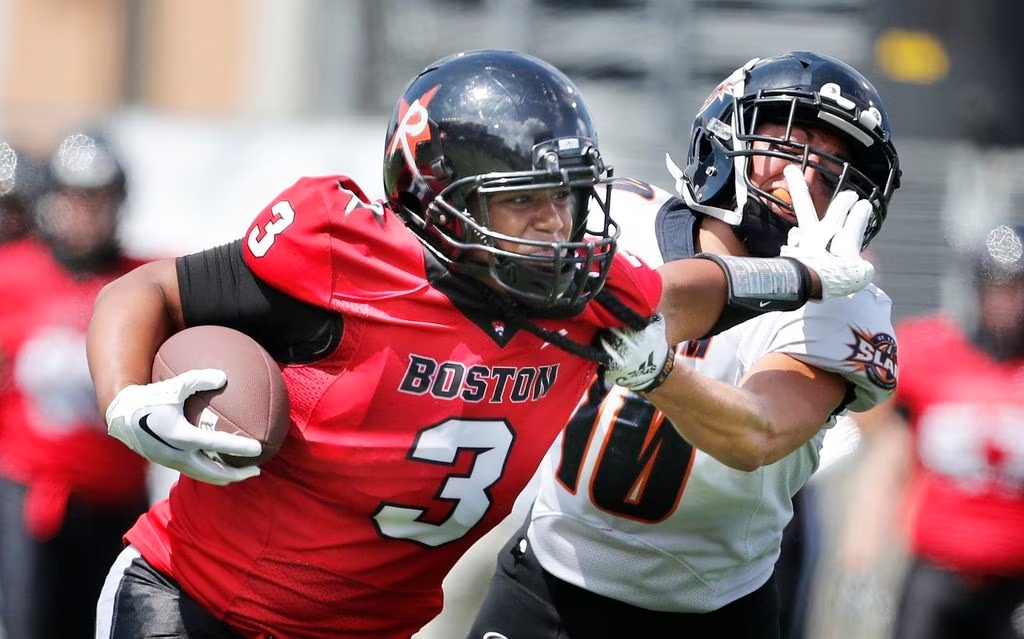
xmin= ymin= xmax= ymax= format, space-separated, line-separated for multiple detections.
xmin=895 ymin=314 xmax=1024 ymax=575
xmin=126 ymin=176 xmax=662 ymax=638
xmin=0 ymin=238 xmax=150 ymax=539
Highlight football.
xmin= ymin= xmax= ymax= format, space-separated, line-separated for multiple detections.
xmin=151 ymin=325 xmax=290 ymax=467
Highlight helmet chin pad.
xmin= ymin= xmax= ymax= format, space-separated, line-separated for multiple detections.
xmin=735 ymin=198 xmax=794 ymax=257
xmin=491 ymin=252 xmax=576 ymax=306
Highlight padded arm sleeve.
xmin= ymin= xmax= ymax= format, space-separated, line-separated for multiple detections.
xmin=695 ymin=253 xmax=811 ymax=337
xmin=176 ymin=240 xmax=341 ymax=363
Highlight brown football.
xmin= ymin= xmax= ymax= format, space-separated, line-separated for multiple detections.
xmin=151 ymin=325 xmax=290 ymax=467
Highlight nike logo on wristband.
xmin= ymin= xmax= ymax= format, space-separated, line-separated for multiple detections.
xmin=139 ymin=414 xmax=184 ymax=451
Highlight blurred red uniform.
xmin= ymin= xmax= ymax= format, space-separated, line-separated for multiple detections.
xmin=843 ymin=223 xmax=1024 ymax=639
xmin=0 ymin=131 xmax=151 ymax=639
xmin=897 ymin=314 xmax=1024 ymax=576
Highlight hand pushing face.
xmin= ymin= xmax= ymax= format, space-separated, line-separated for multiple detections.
xmin=750 ymin=123 xmax=851 ymax=222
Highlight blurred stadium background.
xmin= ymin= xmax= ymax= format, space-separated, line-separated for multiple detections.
xmin=1 ymin=1 xmax=1021 ymax=637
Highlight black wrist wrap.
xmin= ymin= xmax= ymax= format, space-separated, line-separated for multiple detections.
xmin=637 ymin=344 xmax=677 ymax=394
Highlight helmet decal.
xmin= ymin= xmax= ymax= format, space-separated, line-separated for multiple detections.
xmin=386 ymin=85 xmax=439 ymax=183
xmin=986 ymin=224 xmax=1024 ymax=268
xmin=696 ymin=57 xmax=755 ymax=116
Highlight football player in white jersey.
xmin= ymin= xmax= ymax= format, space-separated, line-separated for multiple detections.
xmin=466 ymin=51 xmax=901 ymax=639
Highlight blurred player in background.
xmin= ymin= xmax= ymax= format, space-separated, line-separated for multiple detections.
xmin=838 ymin=222 xmax=1024 ymax=639
xmin=467 ymin=50 xmax=901 ymax=639
xmin=85 ymin=49 xmax=872 ymax=639
xmin=0 ymin=139 xmax=45 ymax=245
xmin=0 ymin=130 xmax=150 ymax=639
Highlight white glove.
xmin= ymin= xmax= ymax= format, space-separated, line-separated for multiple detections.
xmin=598 ymin=313 xmax=675 ymax=393
xmin=778 ymin=165 xmax=875 ymax=299
xmin=105 ymin=368 xmax=263 ymax=485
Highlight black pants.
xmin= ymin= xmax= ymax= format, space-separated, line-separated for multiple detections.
xmin=0 ymin=477 xmax=147 ymax=639
xmin=893 ymin=557 xmax=1024 ymax=639
xmin=97 ymin=547 xmax=244 ymax=639
xmin=466 ymin=521 xmax=781 ymax=639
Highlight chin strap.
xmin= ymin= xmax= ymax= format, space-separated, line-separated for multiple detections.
xmin=735 ymin=198 xmax=795 ymax=257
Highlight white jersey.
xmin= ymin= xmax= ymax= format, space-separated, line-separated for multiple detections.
xmin=528 ymin=181 xmax=897 ymax=612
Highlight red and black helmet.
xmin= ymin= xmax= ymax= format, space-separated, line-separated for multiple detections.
xmin=383 ymin=49 xmax=618 ymax=311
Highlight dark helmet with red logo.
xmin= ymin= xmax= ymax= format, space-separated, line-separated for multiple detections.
xmin=670 ymin=51 xmax=901 ymax=256
xmin=383 ymin=49 xmax=617 ymax=312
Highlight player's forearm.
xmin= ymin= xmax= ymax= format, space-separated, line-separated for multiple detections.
xmin=87 ymin=260 xmax=185 ymax=414
xmin=643 ymin=362 xmax=779 ymax=471
xmin=656 ymin=258 xmax=727 ymax=344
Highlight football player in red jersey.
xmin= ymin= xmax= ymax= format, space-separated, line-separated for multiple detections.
xmin=838 ymin=223 xmax=1024 ymax=639
xmin=0 ymin=131 xmax=151 ymax=639
xmin=86 ymin=50 xmax=874 ymax=639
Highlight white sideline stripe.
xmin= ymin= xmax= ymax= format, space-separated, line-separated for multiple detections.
xmin=95 ymin=545 xmax=141 ymax=639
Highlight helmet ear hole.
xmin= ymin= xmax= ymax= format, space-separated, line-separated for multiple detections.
xmin=691 ymin=133 xmax=712 ymax=165
xmin=398 ymin=192 xmax=424 ymax=219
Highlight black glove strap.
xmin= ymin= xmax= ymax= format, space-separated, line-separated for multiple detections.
xmin=637 ymin=345 xmax=677 ymax=394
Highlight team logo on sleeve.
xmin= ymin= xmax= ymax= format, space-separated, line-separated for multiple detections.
xmin=846 ymin=328 xmax=898 ymax=390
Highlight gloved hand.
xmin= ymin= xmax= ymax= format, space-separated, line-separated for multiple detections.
xmin=778 ymin=165 xmax=875 ymax=299
xmin=105 ymin=368 xmax=263 ymax=485
xmin=598 ymin=313 xmax=676 ymax=393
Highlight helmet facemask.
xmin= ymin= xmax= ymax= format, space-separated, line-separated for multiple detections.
xmin=729 ymin=89 xmax=897 ymax=251
xmin=422 ymin=138 xmax=619 ymax=310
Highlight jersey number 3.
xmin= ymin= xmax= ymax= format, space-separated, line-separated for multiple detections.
xmin=373 ymin=418 xmax=514 ymax=547
xmin=247 ymin=201 xmax=296 ymax=257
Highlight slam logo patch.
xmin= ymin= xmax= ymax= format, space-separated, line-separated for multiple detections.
xmin=846 ymin=328 xmax=898 ymax=390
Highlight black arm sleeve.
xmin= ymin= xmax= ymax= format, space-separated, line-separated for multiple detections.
xmin=175 ymin=240 xmax=341 ymax=364
xmin=695 ymin=253 xmax=812 ymax=338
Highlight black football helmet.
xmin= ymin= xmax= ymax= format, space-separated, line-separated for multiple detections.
xmin=383 ymin=49 xmax=617 ymax=311
xmin=36 ymin=130 xmax=128 ymax=269
xmin=674 ymin=51 xmax=901 ymax=256
xmin=974 ymin=223 xmax=1024 ymax=283
xmin=969 ymin=223 xmax=1024 ymax=360
xmin=46 ymin=131 xmax=127 ymax=195
xmin=0 ymin=140 xmax=47 ymax=243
